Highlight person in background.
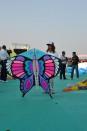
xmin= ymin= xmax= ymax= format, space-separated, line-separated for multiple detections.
xmin=60 ymin=51 xmax=68 ymax=80
xmin=46 ymin=42 xmax=58 ymax=97
xmin=71 ymin=52 xmax=79 ymax=79
xmin=10 ymin=49 xmax=16 ymax=57
xmin=0 ymin=45 xmax=9 ymax=82
xmin=46 ymin=42 xmax=58 ymax=57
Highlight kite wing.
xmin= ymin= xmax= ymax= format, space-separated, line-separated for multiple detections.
xmin=6 ymin=49 xmax=60 ymax=96
xmin=38 ymin=55 xmax=60 ymax=91
xmin=8 ymin=55 xmax=35 ymax=95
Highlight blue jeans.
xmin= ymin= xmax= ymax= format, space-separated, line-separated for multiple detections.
xmin=71 ymin=65 xmax=79 ymax=79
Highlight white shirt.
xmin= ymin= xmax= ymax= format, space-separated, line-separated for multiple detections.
xmin=0 ymin=49 xmax=9 ymax=60
xmin=60 ymin=55 xmax=67 ymax=64
xmin=47 ymin=51 xmax=59 ymax=58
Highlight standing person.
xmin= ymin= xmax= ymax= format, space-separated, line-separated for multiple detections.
xmin=60 ymin=51 xmax=68 ymax=80
xmin=46 ymin=42 xmax=58 ymax=97
xmin=0 ymin=45 xmax=9 ymax=82
xmin=71 ymin=52 xmax=79 ymax=79
xmin=46 ymin=42 xmax=58 ymax=57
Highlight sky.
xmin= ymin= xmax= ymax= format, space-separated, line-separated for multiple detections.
xmin=0 ymin=0 xmax=87 ymax=56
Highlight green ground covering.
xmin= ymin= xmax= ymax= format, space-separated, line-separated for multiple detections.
xmin=0 ymin=74 xmax=87 ymax=131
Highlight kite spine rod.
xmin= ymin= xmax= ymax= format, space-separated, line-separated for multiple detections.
xmin=33 ymin=48 xmax=39 ymax=86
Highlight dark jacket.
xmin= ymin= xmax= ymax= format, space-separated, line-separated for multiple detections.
xmin=72 ymin=55 xmax=79 ymax=65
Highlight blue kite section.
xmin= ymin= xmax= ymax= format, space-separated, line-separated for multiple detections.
xmin=20 ymin=48 xmax=46 ymax=59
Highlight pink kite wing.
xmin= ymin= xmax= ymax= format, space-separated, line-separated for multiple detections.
xmin=11 ymin=57 xmax=26 ymax=79
xmin=11 ymin=56 xmax=33 ymax=79
xmin=11 ymin=60 xmax=25 ymax=78
xmin=45 ymin=56 xmax=60 ymax=78
xmin=38 ymin=55 xmax=60 ymax=80
xmin=38 ymin=54 xmax=60 ymax=92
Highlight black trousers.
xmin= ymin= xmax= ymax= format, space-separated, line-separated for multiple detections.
xmin=1 ymin=60 xmax=7 ymax=81
xmin=60 ymin=64 xmax=66 ymax=79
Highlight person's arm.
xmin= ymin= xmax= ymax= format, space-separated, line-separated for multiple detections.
xmin=77 ymin=56 xmax=80 ymax=63
xmin=71 ymin=57 xmax=73 ymax=65
xmin=66 ymin=57 xmax=68 ymax=62
xmin=6 ymin=51 xmax=10 ymax=59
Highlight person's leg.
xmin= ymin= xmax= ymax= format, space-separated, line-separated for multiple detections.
xmin=44 ymin=80 xmax=52 ymax=95
xmin=1 ymin=60 xmax=7 ymax=81
xmin=60 ymin=65 xmax=63 ymax=79
xmin=22 ymin=92 xmax=26 ymax=97
xmin=1 ymin=61 xmax=4 ymax=80
xmin=71 ymin=65 xmax=75 ymax=79
xmin=60 ymin=71 xmax=62 ymax=79
xmin=49 ymin=88 xmax=53 ymax=98
xmin=63 ymin=65 xmax=66 ymax=79
xmin=50 ymin=78 xmax=54 ymax=89
xmin=4 ymin=60 xmax=7 ymax=81
xmin=76 ymin=65 xmax=79 ymax=78
xmin=48 ymin=80 xmax=53 ymax=98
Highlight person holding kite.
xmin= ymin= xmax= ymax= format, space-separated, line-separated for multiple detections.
xmin=46 ymin=42 xmax=59 ymax=94
xmin=6 ymin=48 xmax=60 ymax=98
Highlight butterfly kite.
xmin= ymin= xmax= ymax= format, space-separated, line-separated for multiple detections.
xmin=7 ymin=49 xmax=60 ymax=97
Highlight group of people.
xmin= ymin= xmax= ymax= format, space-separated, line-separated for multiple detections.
xmin=0 ymin=43 xmax=80 ymax=98
xmin=0 ymin=43 xmax=80 ymax=83
xmin=46 ymin=42 xmax=79 ymax=80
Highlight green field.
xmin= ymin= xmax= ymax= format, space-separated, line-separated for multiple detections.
xmin=0 ymin=74 xmax=87 ymax=131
